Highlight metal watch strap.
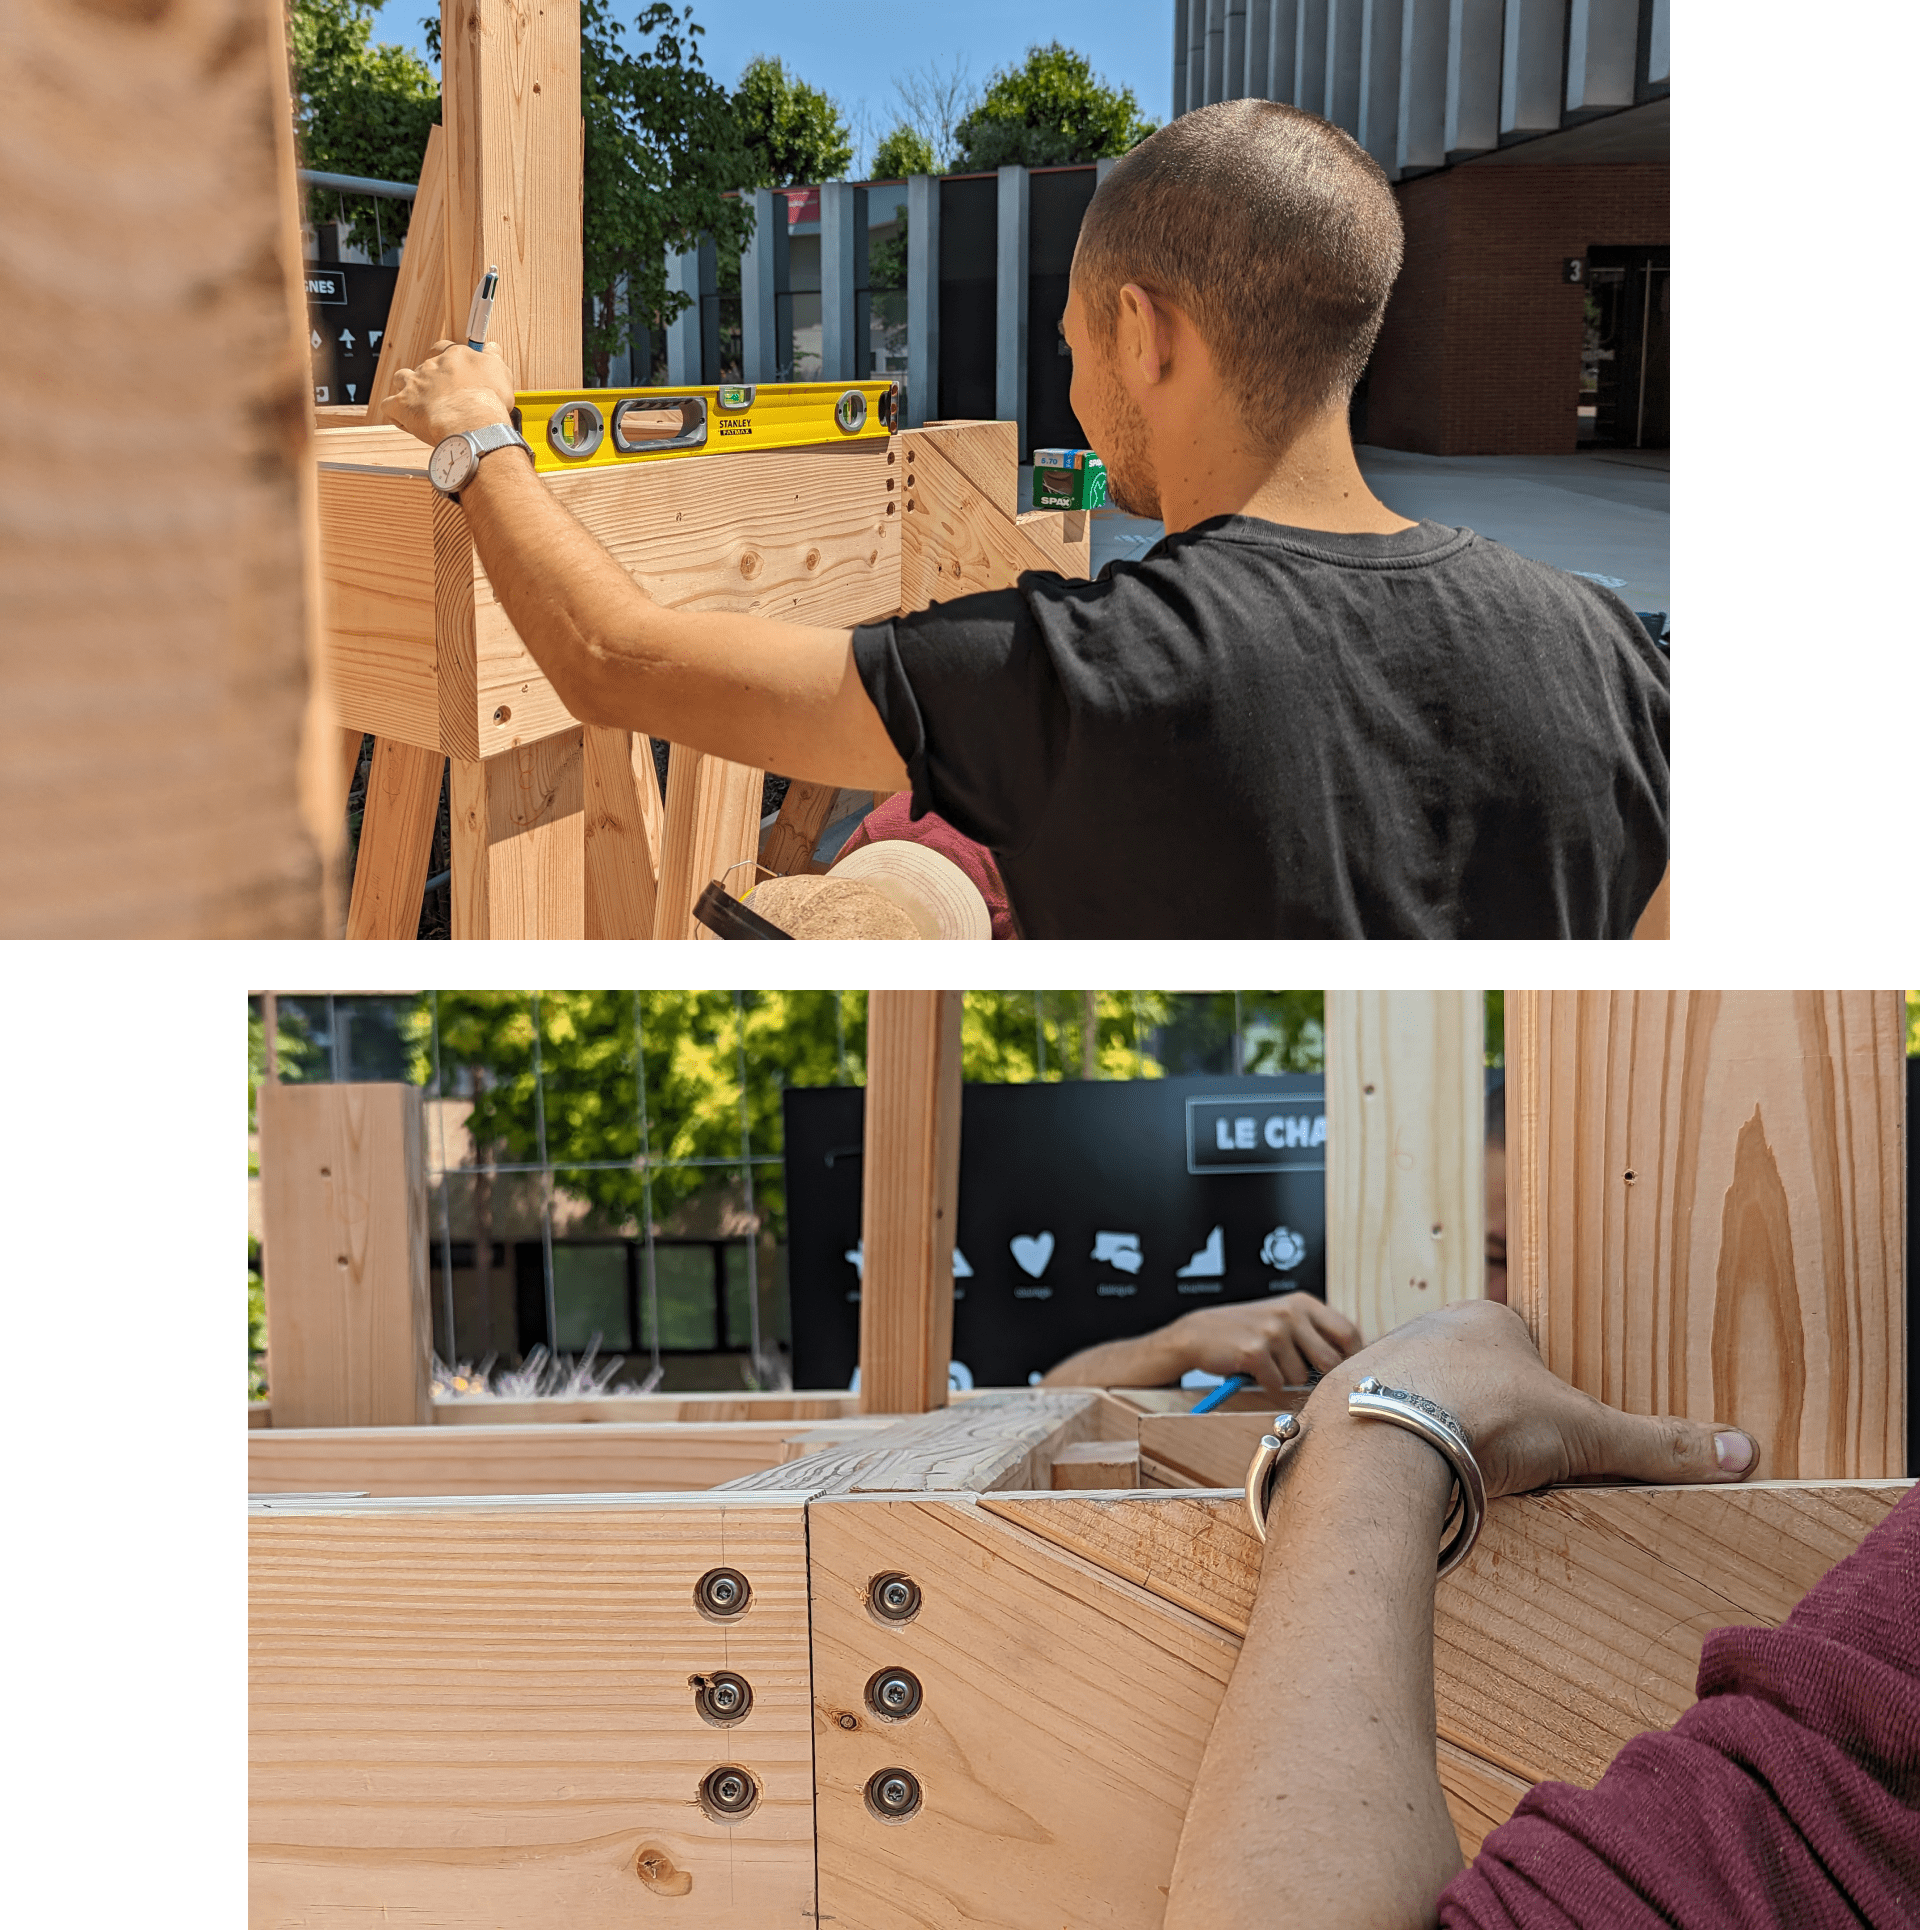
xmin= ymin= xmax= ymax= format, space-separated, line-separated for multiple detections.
xmin=443 ymin=420 xmax=534 ymax=501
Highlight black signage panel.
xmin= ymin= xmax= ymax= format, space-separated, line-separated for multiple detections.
xmin=785 ymin=1074 xmax=1326 ymax=1390
xmin=304 ymin=261 xmax=399 ymax=408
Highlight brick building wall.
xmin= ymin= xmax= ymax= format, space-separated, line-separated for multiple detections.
xmin=1363 ymin=163 xmax=1670 ymax=456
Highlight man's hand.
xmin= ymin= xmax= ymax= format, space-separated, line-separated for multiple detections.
xmin=385 ymin=340 xmax=518 ymax=445
xmin=1169 ymin=1294 xmax=1362 ymax=1397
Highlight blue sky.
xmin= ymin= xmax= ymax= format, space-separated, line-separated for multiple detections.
xmin=364 ymin=1 xmax=1176 ymax=165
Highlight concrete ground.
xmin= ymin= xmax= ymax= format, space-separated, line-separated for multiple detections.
xmin=1056 ymin=446 xmax=1670 ymax=618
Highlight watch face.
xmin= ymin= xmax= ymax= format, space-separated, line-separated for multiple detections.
xmin=429 ymin=434 xmax=474 ymax=494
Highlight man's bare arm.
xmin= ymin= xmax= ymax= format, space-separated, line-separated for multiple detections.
xmin=385 ymin=343 xmax=910 ymax=791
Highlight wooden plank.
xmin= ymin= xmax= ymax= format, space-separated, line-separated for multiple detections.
xmin=760 ymin=777 xmax=840 ymax=876
xmin=1051 ymin=1439 xmax=1141 ymax=1489
xmin=809 ymin=1493 xmax=1239 ymax=1930
xmin=250 ymin=1494 xmax=814 ymax=1926
xmin=440 ymin=0 xmax=583 ymax=393
xmin=317 ymin=466 xmax=442 ymax=746
xmin=1507 ymin=990 xmax=1908 ymax=1478
xmin=344 ymin=736 xmax=442 ymax=940
xmin=248 ymin=1420 xmax=840 ymax=1495
xmin=899 ymin=424 xmax=1090 ymax=615
xmin=1437 ymin=1739 xmax=1534 ymax=1861
xmin=0 ymin=0 xmax=324 ymax=935
xmin=978 ymin=1479 xmax=1910 ymax=1790
xmin=317 ymin=423 xmax=436 ymax=469
xmin=582 ymin=724 xmax=662 ymax=938
xmin=249 ymin=1402 xmax=273 ymax=1430
xmin=431 ymin=1390 xmax=862 ymax=1426
xmin=1325 ymin=989 xmax=1486 ymax=1339
xmin=448 ymin=727 xmax=585 ymax=939
xmin=367 ymin=121 xmax=451 ymax=420
xmin=1137 ymin=1409 xmax=1296 ymax=1489
xmin=859 ymin=990 xmax=964 ymax=1414
xmin=717 ymin=1388 xmax=1106 ymax=1494
xmin=258 ymin=1082 xmax=431 ymax=1429
xmin=655 ymin=747 xmax=764 ymax=941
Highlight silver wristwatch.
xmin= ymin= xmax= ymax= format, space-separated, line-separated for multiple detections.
xmin=427 ymin=420 xmax=535 ymax=500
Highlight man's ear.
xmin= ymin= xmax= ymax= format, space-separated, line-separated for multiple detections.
xmin=1116 ymin=282 xmax=1169 ymax=388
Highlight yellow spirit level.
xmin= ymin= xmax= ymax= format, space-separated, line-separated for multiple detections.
xmin=513 ymin=379 xmax=899 ymax=474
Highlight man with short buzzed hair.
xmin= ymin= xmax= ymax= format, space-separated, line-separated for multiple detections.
xmin=388 ymin=99 xmax=1669 ymax=940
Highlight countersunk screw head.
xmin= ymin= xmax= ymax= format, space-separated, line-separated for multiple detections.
xmin=865 ymin=1667 xmax=923 ymax=1719
xmin=869 ymin=1572 xmax=921 ymax=1622
xmin=696 ymin=1567 xmax=751 ymax=1619
xmin=701 ymin=1765 xmax=758 ymax=1818
xmin=711 ymin=1682 xmax=741 ymax=1713
xmin=865 ymin=1767 xmax=922 ymax=1820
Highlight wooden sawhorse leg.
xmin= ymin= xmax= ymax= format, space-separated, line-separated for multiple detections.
xmin=345 ymin=736 xmax=443 ymax=941
xmin=582 ymin=725 xmax=662 ymax=939
xmin=449 ymin=728 xmax=584 ymax=939
xmin=654 ymin=746 xmax=763 ymax=940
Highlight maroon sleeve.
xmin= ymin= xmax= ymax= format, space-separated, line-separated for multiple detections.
xmin=1437 ymin=1484 xmax=1920 ymax=1930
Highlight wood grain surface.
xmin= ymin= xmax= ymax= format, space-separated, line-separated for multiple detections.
xmin=760 ymin=778 xmax=841 ymax=876
xmin=258 ymin=1082 xmax=431 ymax=1429
xmin=1325 ymin=989 xmax=1487 ymax=1339
xmin=250 ymin=1495 xmax=816 ymax=1927
xmin=1051 ymin=1439 xmax=1143 ymax=1488
xmin=247 ymin=1420 xmax=851 ymax=1495
xmin=429 ymin=1391 xmax=864 ymax=1426
xmin=367 ymin=120 xmax=451 ymax=419
xmin=979 ymin=1480 xmax=1909 ymax=1789
xmin=718 ymin=1389 xmax=1106 ymax=1494
xmin=449 ymin=727 xmax=585 ymax=938
xmin=859 ymin=992 xmax=964 ymax=1412
xmin=1137 ymin=1410 xmax=1295 ymax=1489
xmin=344 ymin=736 xmax=443 ymax=939
xmin=582 ymin=724 xmax=662 ymax=938
xmin=655 ymin=747 xmax=763 ymax=940
xmin=1507 ymin=990 xmax=1908 ymax=1477
xmin=440 ymin=0 xmax=583 ymax=393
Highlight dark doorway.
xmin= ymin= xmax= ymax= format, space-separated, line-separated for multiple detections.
xmin=1582 ymin=245 xmax=1669 ymax=449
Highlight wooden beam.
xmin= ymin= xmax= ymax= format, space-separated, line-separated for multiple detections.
xmin=1137 ymin=1409 xmax=1296 ymax=1489
xmin=248 ymin=1419 xmax=884 ymax=1496
xmin=366 ymin=121 xmax=451 ymax=421
xmin=978 ymin=1480 xmax=1909 ymax=1790
xmin=654 ymin=748 xmax=763 ymax=940
xmin=440 ymin=0 xmax=583 ymax=392
xmin=258 ymin=1082 xmax=431 ymax=1428
xmin=449 ymin=728 xmax=585 ymax=938
xmin=1051 ymin=1439 xmax=1142 ymax=1489
xmin=718 ymin=1388 xmax=1107 ymax=1494
xmin=582 ymin=725 xmax=662 ymax=937
xmin=0 ymin=0 xmax=325 ymax=935
xmin=250 ymin=1494 xmax=814 ymax=1925
xmin=900 ymin=423 xmax=1090 ymax=613
xmin=760 ymin=778 xmax=841 ymax=876
xmin=1325 ymin=989 xmax=1486 ymax=1340
xmin=344 ymin=737 xmax=443 ymax=940
xmin=1507 ymin=991 xmax=1908 ymax=1478
xmin=858 ymin=991 xmax=964 ymax=1413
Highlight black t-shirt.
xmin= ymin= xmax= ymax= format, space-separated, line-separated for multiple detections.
xmin=851 ymin=516 xmax=1669 ymax=939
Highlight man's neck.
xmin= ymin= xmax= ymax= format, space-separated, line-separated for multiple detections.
xmin=1154 ymin=411 xmax=1415 ymax=537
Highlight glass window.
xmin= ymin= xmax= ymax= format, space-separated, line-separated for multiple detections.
xmin=723 ymin=1243 xmax=754 ymax=1351
xmin=551 ymin=1244 xmax=629 ymax=1352
xmin=641 ymin=1243 xmax=718 ymax=1351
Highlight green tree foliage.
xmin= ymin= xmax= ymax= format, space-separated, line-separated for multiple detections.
xmin=733 ymin=54 xmax=855 ymax=187
xmin=869 ymin=206 xmax=909 ymax=292
xmin=580 ymin=3 xmax=756 ymax=371
xmin=951 ymin=42 xmax=1154 ymax=171
xmin=872 ymin=123 xmax=936 ymax=179
xmin=288 ymin=0 xmax=439 ymax=256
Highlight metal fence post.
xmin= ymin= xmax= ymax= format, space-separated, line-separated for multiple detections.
xmin=821 ymin=181 xmax=869 ymax=382
xmin=906 ymin=172 xmax=940 ymax=427
xmin=995 ymin=165 xmax=1029 ymax=457
xmin=665 ymin=242 xmax=701 ymax=386
xmin=742 ymin=186 xmax=791 ymax=384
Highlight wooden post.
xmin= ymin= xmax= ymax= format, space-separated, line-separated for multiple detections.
xmin=858 ymin=991 xmax=964 ymax=1414
xmin=344 ymin=738 xmax=444 ymax=940
xmin=582 ymin=725 xmax=662 ymax=938
xmin=259 ymin=1082 xmax=432 ymax=1428
xmin=0 ymin=0 xmax=327 ymax=936
xmin=1506 ymin=990 xmax=1908 ymax=1478
xmin=448 ymin=730 xmax=586 ymax=939
xmin=366 ymin=122 xmax=453 ymax=420
xmin=1324 ymin=990 xmax=1486 ymax=1340
xmin=440 ymin=0 xmax=583 ymax=393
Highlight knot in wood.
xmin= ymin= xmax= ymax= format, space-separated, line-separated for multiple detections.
xmin=738 ymin=550 xmax=763 ymax=580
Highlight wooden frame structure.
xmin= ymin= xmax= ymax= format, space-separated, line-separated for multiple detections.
xmin=322 ymin=3 xmax=1087 ymax=940
xmin=249 ymin=990 xmax=1909 ymax=1926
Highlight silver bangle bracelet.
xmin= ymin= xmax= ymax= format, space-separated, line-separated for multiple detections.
xmin=1244 ymin=1375 xmax=1488 ymax=1579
